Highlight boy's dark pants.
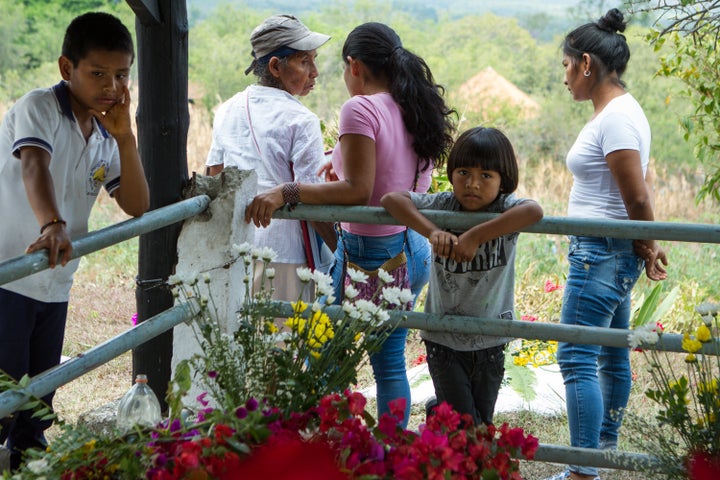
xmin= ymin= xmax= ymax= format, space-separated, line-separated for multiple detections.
xmin=425 ymin=340 xmax=505 ymax=425
xmin=0 ymin=288 xmax=67 ymax=469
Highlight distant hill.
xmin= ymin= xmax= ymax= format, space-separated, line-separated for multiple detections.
xmin=187 ymin=0 xmax=589 ymax=39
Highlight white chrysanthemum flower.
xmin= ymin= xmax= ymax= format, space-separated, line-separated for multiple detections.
xmin=232 ymin=242 xmax=252 ymax=255
xmin=325 ymin=295 xmax=336 ymax=305
xmin=374 ymin=309 xmax=390 ymax=323
xmin=316 ymin=281 xmax=334 ymax=297
xmin=342 ymin=301 xmax=355 ymax=314
xmin=202 ymin=272 xmax=211 ymax=283
xmin=260 ymin=246 xmax=277 ymax=262
xmin=398 ymin=288 xmax=414 ymax=305
xmin=313 ymin=270 xmax=332 ymax=285
xmin=354 ymin=299 xmax=378 ymax=322
xmin=627 ymin=323 xmax=661 ymax=348
xmin=251 ymin=247 xmax=262 ymax=259
xmin=345 ymin=284 xmax=360 ymax=299
xmin=243 ymin=275 xmax=251 ymax=284
xmin=312 ymin=301 xmax=323 ymax=312
xmin=346 ymin=267 xmax=369 ymax=284
xmin=26 ymin=459 xmax=49 ymax=475
xmin=377 ymin=268 xmax=393 ymax=284
xmin=167 ymin=274 xmax=183 ymax=285
xmin=381 ymin=286 xmax=402 ymax=305
xmin=296 ymin=267 xmax=313 ymax=282
xmin=186 ymin=274 xmax=199 ymax=286
xmin=265 ymin=268 xmax=276 ymax=279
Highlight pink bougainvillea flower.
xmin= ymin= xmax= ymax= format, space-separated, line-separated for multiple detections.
xmin=521 ymin=315 xmax=538 ymax=322
xmin=544 ymin=280 xmax=563 ymax=292
xmin=411 ymin=354 xmax=427 ymax=366
xmin=131 ymin=312 xmax=138 ymax=326
xmin=388 ymin=398 xmax=407 ymax=422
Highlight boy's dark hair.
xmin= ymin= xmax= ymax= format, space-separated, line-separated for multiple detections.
xmin=62 ymin=12 xmax=135 ymax=66
xmin=446 ymin=127 xmax=519 ymax=194
xmin=562 ymin=8 xmax=630 ymax=87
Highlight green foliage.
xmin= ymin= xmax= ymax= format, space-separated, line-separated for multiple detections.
xmin=626 ymin=314 xmax=720 ymax=478
xmin=632 ymin=282 xmax=680 ymax=328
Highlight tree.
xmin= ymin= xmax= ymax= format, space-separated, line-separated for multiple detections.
xmin=628 ymin=0 xmax=720 ymax=203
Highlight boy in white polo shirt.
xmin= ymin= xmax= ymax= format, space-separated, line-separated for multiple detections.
xmin=0 ymin=12 xmax=149 ymax=470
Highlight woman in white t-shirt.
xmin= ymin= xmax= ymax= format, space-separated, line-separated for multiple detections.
xmin=545 ymin=9 xmax=668 ymax=480
xmin=246 ymin=22 xmax=456 ymax=426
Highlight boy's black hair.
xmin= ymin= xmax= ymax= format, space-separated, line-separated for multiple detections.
xmin=62 ymin=12 xmax=134 ymax=66
xmin=446 ymin=127 xmax=519 ymax=194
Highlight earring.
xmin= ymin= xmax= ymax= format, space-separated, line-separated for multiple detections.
xmin=583 ymin=70 xmax=591 ymax=77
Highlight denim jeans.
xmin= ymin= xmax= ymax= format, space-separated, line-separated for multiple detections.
xmin=557 ymin=236 xmax=643 ymax=477
xmin=425 ymin=341 xmax=505 ymax=425
xmin=329 ymin=228 xmax=431 ymax=427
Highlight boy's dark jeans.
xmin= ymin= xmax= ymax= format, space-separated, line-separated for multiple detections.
xmin=424 ymin=340 xmax=505 ymax=425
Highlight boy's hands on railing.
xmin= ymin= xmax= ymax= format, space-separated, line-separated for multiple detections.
xmin=429 ymin=230 xmax=458 ymax=259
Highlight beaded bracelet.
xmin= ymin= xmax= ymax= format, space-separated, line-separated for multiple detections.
xmin=40 ymin=218 xmax=67 ymax=234
xmin=281 ymin=182 xmax=301 ymax=206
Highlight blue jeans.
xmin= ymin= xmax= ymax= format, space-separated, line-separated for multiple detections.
xmin=329 ymin=228 xmax=431 ymax=427
xmin=557 ymin=236 xmax=643 ymax=477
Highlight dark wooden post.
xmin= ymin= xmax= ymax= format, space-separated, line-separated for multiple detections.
xmin=126 ymin=0 xmax=189 ymax=410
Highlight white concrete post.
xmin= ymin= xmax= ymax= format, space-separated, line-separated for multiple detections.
xmin=170 ymin=168 xmax=256 ymax=406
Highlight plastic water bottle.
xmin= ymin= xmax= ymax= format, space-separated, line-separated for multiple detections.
xmin=116 ymin=374 xmax=161 ymax=433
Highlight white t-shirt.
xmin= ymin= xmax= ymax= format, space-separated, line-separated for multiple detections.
xmin=566 ymin=93 xmax=651 ymax=219
xmin=0 ymin=82 xmax=122 ymax=302
xmin=206 ymin=85 xmax=325 ymax=263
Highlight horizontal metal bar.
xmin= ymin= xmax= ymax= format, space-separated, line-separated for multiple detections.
xmin=0 ymin=195 xmax=210 ymax=286
xmin=0 ymin=301 xmax=197 ymax=419
xmin=533 ymin=443 xmax=660 ymax=471
xmin=267 ymin=302 xmax=719 ymax=355
xmin=273 ymin=204 xmax=720 ymax=244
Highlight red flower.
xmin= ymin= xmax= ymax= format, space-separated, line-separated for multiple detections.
xmin=412 ymin=354 xmax=427 ymax=366
xmin=227 ymin=437 xmax=346 ymax=480
xmin=688 ymin=452 xmax=720 ymax=480
xmin=544 ymin=280 xmax=563 ymax=292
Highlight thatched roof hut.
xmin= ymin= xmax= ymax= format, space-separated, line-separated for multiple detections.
xmin=455 ymin=66 xmax=540 ymax=121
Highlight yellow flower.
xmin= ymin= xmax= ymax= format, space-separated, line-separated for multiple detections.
xmin=265 ymin=321 xmax=278 ymax=334
xmin=309 ymin=350 xmax=321 ymax=360
xmin=291 ymin=301 xmax=308 ymax=314
xmin=682 ymin=333 xmax=702 ymax=353
xmin=285 ymin=317 xmax=306 ymax=334
xmin=685 ymin=353 xmax=697 ymax=363
xmin=698 ymin=378 xmax=719 ymax=395
xmin=696 ymin=323 xmax=712 ymax=342
xmin=81 ymin=439 xmax=96 ymax=453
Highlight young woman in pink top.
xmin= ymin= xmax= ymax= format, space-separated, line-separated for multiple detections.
xmin=246 ymin=22 xmax=456 ymax=426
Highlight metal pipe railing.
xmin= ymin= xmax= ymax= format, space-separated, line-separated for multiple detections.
xmin=273 ymin=205 xmax=720 ymax=244
xmin=0 ymin=195 xmax=211 ymax=286
xmin=0 ymin=301 xmax=197 ymax=419
xmin=267 ymin=302 xmax=720 ymax=355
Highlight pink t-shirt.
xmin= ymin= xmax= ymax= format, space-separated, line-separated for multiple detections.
xmin=332 ymin=92 xmax=432 ymax=236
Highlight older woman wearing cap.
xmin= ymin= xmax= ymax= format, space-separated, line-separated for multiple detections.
xmin=205 ymin=14 xmax=334 ymax=304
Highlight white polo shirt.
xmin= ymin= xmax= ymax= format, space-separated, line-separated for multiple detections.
xmin=206 ymin=84 xmax=325 ymax=264
xmin=0 ymin=81 xmax=121 ymax=302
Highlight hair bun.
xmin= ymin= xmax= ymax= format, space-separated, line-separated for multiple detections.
xmin=598 ymin=8 xmax=626 ymax=33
